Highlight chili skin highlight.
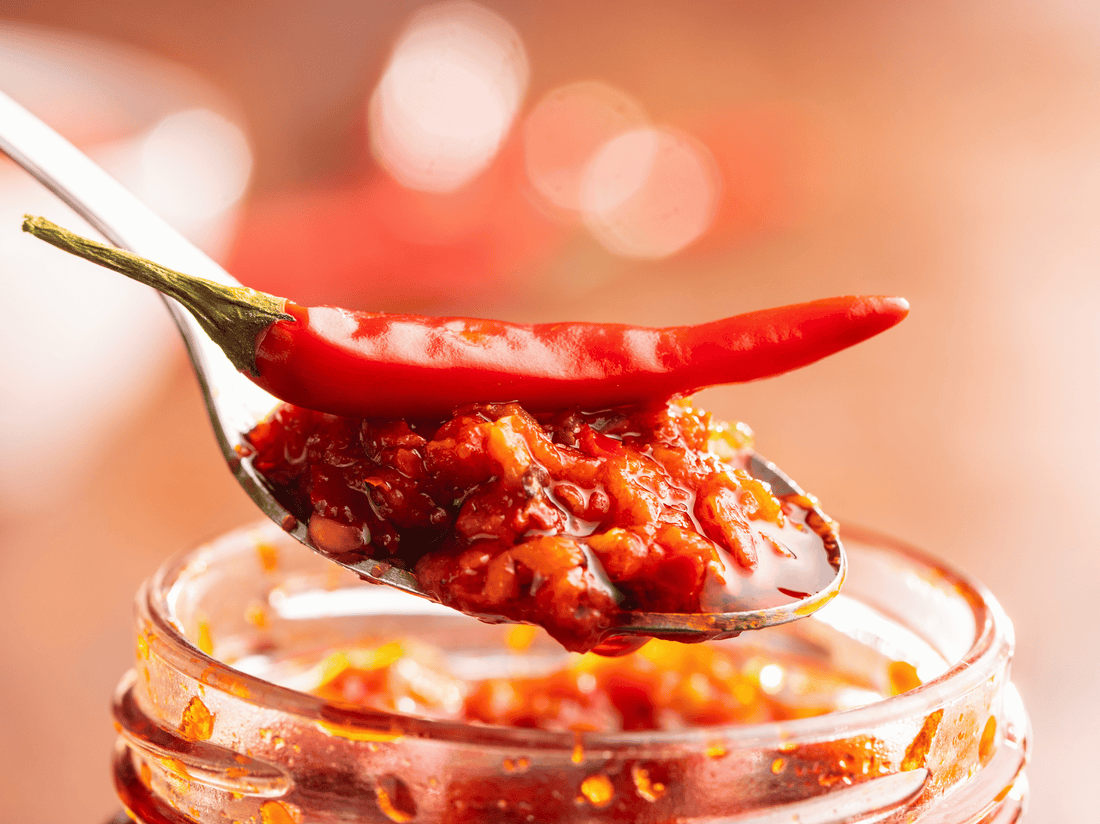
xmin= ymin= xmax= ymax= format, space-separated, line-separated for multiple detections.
xmin=253 ymin=296 xmax=908 ymax=419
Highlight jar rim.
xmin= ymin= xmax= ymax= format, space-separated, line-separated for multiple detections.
xmin=140 ymin=521 xmax=1012 ymax=751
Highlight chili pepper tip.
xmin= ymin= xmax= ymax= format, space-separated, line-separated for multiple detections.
xmin=875 ymin=295 xmax=909 ymax=328
xmin=852 ymin=295 xmax=909 ymax=333
xmin=879 ymin=295 xmax=910 ymax=318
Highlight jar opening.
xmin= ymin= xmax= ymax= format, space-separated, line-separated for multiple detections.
xmin=116 ymin=523 xmax=1028 ymax=823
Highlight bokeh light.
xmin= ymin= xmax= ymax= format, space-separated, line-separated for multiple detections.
xmin=523 ymin=81 xmax=647 ymax=211
xmin=579 ymin=126 xmax=721 ymax=259
xmin=369 ymin=1 xmax=529 ymax=193
xmin=137 ymin=109 xmax=252 ymax=232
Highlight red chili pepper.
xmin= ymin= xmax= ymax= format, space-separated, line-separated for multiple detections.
xmin=24 ymin=216 xmax=908 ymax=419
xmin=253 ymin=296 xmax=907 ymax=418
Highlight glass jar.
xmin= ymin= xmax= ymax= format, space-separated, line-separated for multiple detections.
xmin=111 ymin=522 xmax=1029 ymax=823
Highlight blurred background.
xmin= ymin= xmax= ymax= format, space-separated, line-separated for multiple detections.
xmin=0 ymin=1 xmax=1097 ymax=821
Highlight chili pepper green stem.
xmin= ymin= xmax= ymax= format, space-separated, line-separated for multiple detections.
xmin=22 ymin=215 xmax=293 ymax=375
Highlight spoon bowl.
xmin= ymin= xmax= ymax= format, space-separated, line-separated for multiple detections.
xmin=0 ymin=90 xmax=844 ymax=643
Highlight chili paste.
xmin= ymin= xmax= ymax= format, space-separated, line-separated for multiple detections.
xmin=244 ymin=398 xmax=837 ymax=652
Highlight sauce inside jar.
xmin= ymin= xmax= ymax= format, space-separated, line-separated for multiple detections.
xmin=260 ymin=632 xmax=899 ymax=733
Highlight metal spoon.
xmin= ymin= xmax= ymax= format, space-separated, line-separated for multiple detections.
xmin=0 ymin=90 xmax=844 ymax=643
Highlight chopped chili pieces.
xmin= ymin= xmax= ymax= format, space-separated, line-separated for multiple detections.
xmin=245 ymin=398 xmax=838 ymax=651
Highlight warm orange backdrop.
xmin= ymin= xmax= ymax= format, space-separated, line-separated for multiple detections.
xmin=1 ymin=2 xmax=1097 ymax=822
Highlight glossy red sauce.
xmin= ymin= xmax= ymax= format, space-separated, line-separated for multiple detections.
xmin=244 ymin=398 xmax=837 ymax=651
